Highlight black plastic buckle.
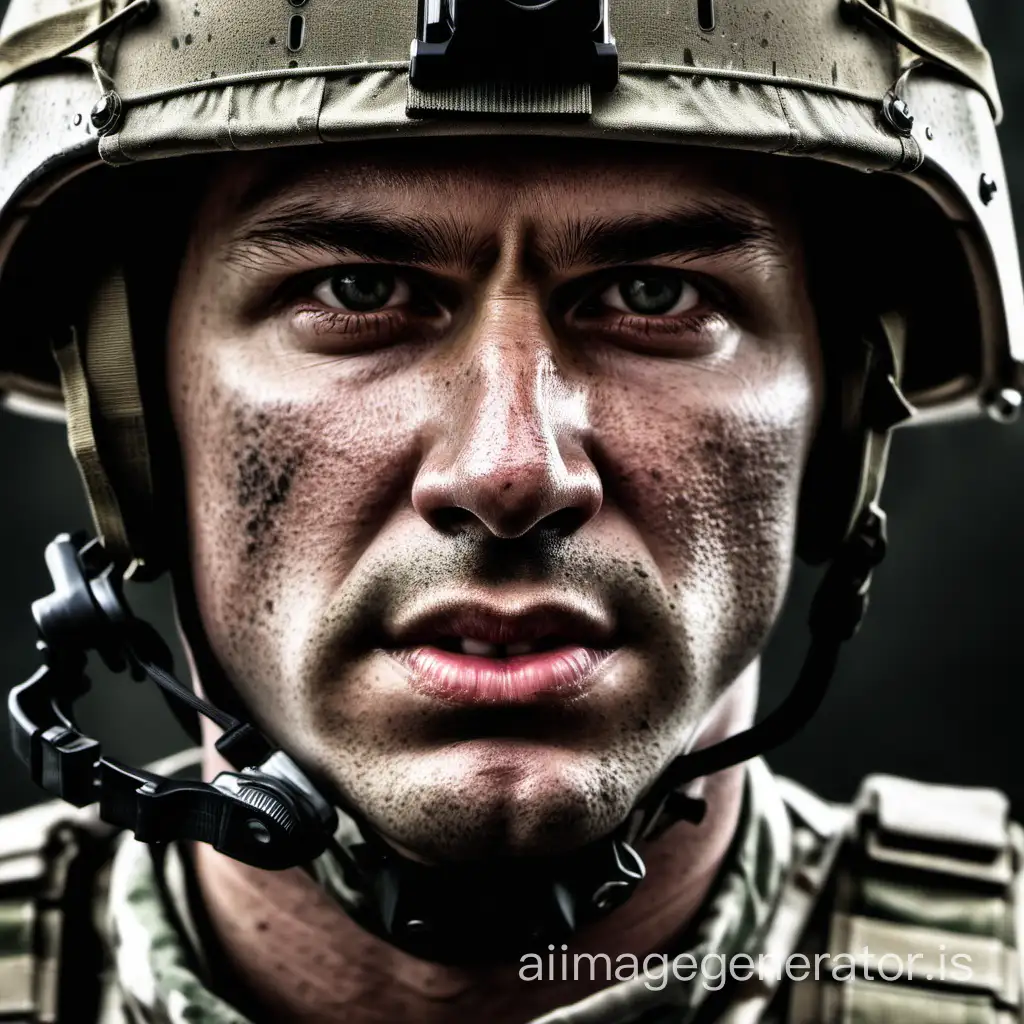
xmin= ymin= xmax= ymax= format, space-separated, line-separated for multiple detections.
xmin=8 ymin=533 xmax=337 ymax=870
xmin=410 ymin=0 xmax=619 ymax=92
xmin=357 ymin=830 xmax=645 ymax=961
xmin=810 ymin=506 xmax=889 ymax=642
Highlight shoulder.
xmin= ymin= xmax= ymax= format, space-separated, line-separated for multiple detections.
xmin=0 ymin=749 xmax=202 ymax=1023
xmin=0 ymin=793 xmax=106 ymax=857
xmin=759 ymin=771 xmax=1022 ymax=1024
xmin=769 ymin=768 xmax=1019 ymax=876
xmin=0 ymin=796 xmax=117 ymax=1023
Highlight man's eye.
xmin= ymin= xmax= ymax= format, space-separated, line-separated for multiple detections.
xmin=600 ymin=273 xmax=701 ymax=317
xmin=312 ymin=268 xmax=411 ymax=312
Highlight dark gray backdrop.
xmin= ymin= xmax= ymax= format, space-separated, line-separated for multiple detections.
xmin=1 ymin=0 xmax=1022 ymax=815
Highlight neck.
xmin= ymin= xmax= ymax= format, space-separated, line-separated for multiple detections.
xmin=193 ymin=669 xmax=757 ymax=1024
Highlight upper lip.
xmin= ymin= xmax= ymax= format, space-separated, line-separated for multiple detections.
xmin=385 ymin=598 xmax=617 ymax=649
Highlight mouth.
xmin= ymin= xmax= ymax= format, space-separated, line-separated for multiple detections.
xmin=383 ymin=601 xmax=619 ymax=705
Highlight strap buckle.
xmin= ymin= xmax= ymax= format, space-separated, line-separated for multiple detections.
xmin=7 ymin=532 xmax=337 ymax=870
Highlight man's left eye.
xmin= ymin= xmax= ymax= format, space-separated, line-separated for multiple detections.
xmin=312 ymin=268 xmax=411 ymax=312
xmin=600 ymin=272 xmax=701 ymax=317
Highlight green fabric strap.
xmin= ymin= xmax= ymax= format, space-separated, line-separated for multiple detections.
xmin=85 ymin=268 xmax=154 ymax=530
xmin=53 ymin=327 xmax=134 ymax=567
xmin=53 ymin=268 xmax=153 ymax=573
xmin=0 ymin=0 xmax=155 ymax=88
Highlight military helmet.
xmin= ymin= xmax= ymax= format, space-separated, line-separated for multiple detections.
xmin=0 ymin=0 xmax=1019 ymax=577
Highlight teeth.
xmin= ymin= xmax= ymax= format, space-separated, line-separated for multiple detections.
xmin=456 ymin=639 xmax=546 ymax=657
xmin=461 ymin=638 xmax=500 ymax=657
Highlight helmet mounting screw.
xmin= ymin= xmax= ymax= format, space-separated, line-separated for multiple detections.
xmin=90 ymin=91 xmax=123 ymax=135
xmin=980 ymin=174 xmax=999 ymax=206
xmin=882 ymin=93 xmax=915 ymax=136
xmin=985 ymin=388 xmax=1022 ymax=424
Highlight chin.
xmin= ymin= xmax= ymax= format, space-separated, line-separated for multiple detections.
xmin=347 ymin=742 xmax=641 ymax=863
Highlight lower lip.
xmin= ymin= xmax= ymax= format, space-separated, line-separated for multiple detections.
xmin=388 ymin=646 xmax=614 ymax=705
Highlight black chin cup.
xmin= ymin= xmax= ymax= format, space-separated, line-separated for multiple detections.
xmin=349 ymin=831 xmax=647 ymax=962
xmin=410 ymin=0 xmax=618 ymax=91
xmin=7 ymin=532 xmax=337 ymax=870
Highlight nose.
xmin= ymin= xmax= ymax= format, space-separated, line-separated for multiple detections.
xmin=413 ymin=307 xmax=602 ymax=540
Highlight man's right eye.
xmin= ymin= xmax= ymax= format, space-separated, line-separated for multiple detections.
xmin=312 ymin=268 xmax=412 ymax=312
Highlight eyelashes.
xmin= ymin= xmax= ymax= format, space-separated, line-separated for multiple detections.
xmin=286 ymin=263 xmax=733 ymax=358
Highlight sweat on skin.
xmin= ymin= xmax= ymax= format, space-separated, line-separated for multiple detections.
xmin=164 ymin=139 xmax=823 ymax=1023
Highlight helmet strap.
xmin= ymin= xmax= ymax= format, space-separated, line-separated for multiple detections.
xmin=53 ymin=266 xmax=156 ymax=578
xmin=635 ymin=311 xmax=913 ymax=840
xmin=8 ymin=532 xmax=338 ymax=869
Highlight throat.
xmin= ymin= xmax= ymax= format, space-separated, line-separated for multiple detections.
xmin=187 ymin=780 xmax=746 ymax=1024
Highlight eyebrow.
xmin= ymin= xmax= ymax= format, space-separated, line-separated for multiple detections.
xmin=224 ymin=203 xmax=498 ymax=274
xmin=535 ymin=205 xmax=786 ymax=271
xmin=223 ymin=201 xmax=785 ymax=276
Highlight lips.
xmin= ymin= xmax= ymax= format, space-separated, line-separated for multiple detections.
xmin=383 ymin=601 xmax=618 ymax=705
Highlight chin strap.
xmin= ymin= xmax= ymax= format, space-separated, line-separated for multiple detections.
xmin=634 ymin=503 xmax=888 ymax=843
xmin=12 ymin=308 xmax=912 ymax=962
xmin=310 ymin=499 xmax=887 ymax=961
xmin=632 ymin=310 xmax=913 ymax=843
xmin=6 ymin=515 xmax=888 ymax=961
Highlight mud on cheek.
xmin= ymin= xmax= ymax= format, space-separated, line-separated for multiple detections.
xmin=187 ymin=397 xmax=310 ymax=716
xmin=234 ymin=408 xmax=303 ymax=560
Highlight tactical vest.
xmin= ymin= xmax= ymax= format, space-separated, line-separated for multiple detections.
xmin=0 ymin=770 xmax=1019 ymax=1024
xmin=719 ymin=775 xmax=1023 ymax=1024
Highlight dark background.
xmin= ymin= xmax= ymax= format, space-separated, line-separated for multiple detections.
xmin=1 ymin=0 xmax=1023 ymax=816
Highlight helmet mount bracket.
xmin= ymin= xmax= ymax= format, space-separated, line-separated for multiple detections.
xmin=409 ymin=0 xmax=619 ymax=93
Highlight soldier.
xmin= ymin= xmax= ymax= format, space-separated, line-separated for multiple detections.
xmin=0 ymin=0 xmax=1020 ymax=1021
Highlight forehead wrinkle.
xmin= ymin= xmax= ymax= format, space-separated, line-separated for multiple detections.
xmin=213 ymin=155 xmax=794 ymax=280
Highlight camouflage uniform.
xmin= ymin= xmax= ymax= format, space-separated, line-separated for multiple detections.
xmin=1 ymin=755 xmax=1019 ymax=1023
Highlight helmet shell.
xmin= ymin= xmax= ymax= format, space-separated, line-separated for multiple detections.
xmin=0 ymin=0 xmax=1018 ymax=424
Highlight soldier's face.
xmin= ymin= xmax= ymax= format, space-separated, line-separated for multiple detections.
xmin=168 ymin=140 xmax=821 ymax=860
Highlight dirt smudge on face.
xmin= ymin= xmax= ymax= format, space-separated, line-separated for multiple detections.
xmin=232 ymin=408 xmax=303 ymax=558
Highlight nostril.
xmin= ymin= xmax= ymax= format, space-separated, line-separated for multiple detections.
xmin=431 ymin=506 xmax=477 ymax=535
xmin=540 ymin=507 xmax=588 ymax=538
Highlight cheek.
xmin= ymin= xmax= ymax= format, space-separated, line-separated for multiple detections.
xmin=170 ymin=345 xmax=428 ymax=695
xmin=596 ymin=354 xmax=817 ymax=663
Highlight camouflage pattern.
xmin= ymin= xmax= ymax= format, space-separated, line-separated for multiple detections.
xmin=0 ymin=757 xmax=792 ymax=1023
xmin=101 ymin=840 xmax=249 ymax=1024
xmin=0 ymin=757 xmax=1018 ymax=1023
